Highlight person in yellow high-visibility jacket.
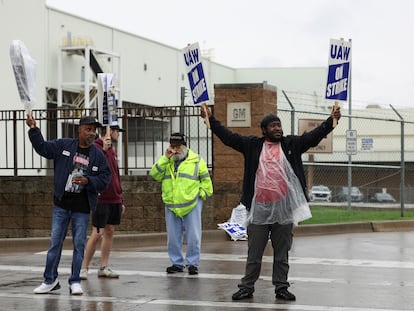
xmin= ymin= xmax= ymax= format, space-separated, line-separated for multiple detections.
xmin=150 ymin=132 xmax=213 ymax=275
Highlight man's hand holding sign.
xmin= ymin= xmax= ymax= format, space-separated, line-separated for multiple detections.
xmin=332 ymin=102 xmax=339 ymax=128
xmin=182 ymin=42 xmax=210 ymax=128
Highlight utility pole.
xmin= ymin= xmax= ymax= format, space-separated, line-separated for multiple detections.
xmin=180 ymin=87 xmax=186 ymax=133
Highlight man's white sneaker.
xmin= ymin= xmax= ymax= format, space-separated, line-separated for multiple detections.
xmin=98 ymin=266 xmax=119 ymax=278
xmin=80 ymin=268 xmax=88 ymax=280
xmin=33 ymin=279 xmax=60 ymax=294
xmin=69 ymin=283 xmax=83 ymax=295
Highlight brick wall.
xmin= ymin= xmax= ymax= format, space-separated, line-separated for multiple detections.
xmin=0 ymin=175 xmax=220 ymax=238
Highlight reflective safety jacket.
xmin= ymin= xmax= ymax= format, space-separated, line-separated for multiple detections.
xmin=150 ymin=149 xmax=213 ymax=217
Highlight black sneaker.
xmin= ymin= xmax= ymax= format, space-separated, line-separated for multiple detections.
xmin=188 ymin=265 xmax=198 ymax=275
xmin=276 ymin=288 xmax=296 ymax=301
xmin=166 ymin=265 xmax=184 ymax=274
xmin=232 ymin=288 xmax=254 ymax=300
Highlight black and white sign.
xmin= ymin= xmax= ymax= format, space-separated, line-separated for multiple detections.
xmin=346 ymin=129 xmax=357 ymax=155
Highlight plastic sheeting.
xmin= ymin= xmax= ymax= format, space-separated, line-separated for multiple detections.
xmin=248 ymin=141 xmax=312 ymax=225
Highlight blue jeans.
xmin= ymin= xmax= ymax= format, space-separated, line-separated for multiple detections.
xmin=43 ymin=205 xmax=89 ymax=285
xmin=165 ymin=198 xmax=202 ymax=268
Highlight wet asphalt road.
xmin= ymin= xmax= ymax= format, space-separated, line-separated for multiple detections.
xmin=1 ymin=229 xmax=414 ymax=311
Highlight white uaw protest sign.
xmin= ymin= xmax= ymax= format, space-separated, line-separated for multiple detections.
xmin=97 ymin=73 xmax=118 ymax=126
xmin=182 ymin=42 xmax=209 ymax=105
xmin=325 ymin=39 xmax=351 ymax=101
xmin=9 ymin=40 xmax=37 ymax=114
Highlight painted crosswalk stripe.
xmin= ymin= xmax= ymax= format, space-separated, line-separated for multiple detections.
xmin=2 ymin=264 xmax=414 ymax=287
xmin=35 ymin=250 xmax=414 ymax=269
xmin=0 ymin=264 xmax=343 ymax=284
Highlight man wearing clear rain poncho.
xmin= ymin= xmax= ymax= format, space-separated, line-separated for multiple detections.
xmin=201 ymin=105 xmax=341 ymax=302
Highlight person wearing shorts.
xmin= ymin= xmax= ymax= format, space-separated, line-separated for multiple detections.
xmin=80 ymin=125 xmax=126 ymax=279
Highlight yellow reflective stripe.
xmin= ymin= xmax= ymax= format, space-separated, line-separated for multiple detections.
xmin=177 ymin=160 xmax=200 ymax=181
xmin=199 ymin=172 xmax=210 ymax=179
xmin=194 ymin=161 xmax=200 ymax=177
xmin=166 ymin=194 xmax=198 ymax=209
xmin=178 ymin=172 xmax=199 ymax=180
xmin=154 ymin=163 xmax=165 ymax=174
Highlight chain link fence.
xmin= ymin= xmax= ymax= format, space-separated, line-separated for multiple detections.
xmin=0 ymin=106 xmax=211 ymax=176
xmin=277 ymin=90 xmax=414 ymax=205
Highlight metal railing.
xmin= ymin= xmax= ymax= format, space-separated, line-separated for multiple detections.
xmin=0 ymin=106 xmax=212 ymax=176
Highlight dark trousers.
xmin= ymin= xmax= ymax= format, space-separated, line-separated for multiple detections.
xmin=238 ymin=222 xmax=293 ymax=292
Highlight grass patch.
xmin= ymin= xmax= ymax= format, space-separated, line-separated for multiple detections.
xmin=301 ymin=206 xmax=414 ymax=225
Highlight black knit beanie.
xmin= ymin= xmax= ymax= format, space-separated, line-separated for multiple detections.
xmin=260 ymin=114 xmax=281 ymax=128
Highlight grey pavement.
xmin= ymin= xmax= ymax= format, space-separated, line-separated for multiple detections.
xmin=1 ymin=223 xmax=414 ymax=311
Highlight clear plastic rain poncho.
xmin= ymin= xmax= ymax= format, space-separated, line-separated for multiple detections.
xmin=247 ymin=141 xmax=312 ymax=226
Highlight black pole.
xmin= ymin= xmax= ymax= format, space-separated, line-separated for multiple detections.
xmin=180 ymin=87 xmax=185 ymax=133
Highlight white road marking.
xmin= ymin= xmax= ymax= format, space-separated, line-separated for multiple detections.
xmin=2 ymin=263 xmax=414 ymax=287
xmin=0 ymin=292 xmax=407 ymax=311
xmin=2 ymin=249 xmax=411 ymax=303
xmin=0 ymin=264 xmax=343 ymax=284
xmin=35 ymin=250 xmax=414 ymax=269
xmin=1 ymin=250 xmax=412 ymax=310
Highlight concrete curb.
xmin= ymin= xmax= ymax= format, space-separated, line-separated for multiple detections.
xmin=294 ymin=220 xmax=414 ymax=236
xmin=293 ymin=222 xmax=373 ymax=236
xmin=2 ymin=220 xmax=414 ymax=250
xmin=0 ymin=230 xmax=229 ymax=251
xmin=293 ymin=220 xmax=414 ymax=236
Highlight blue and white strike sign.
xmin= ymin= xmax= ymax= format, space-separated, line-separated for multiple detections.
xmin=183 ymin=42 xmax=209 ymax=105
xmin=325 ymin=39 xmax=352 ymax=101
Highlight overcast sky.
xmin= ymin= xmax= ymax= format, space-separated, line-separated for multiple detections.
xmin=47 ymin=0 xmax=414 ymax=108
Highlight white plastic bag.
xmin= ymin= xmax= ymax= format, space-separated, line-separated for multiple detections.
xmin=229 ymin=202 xmax=248 ymax=227
xmin=217 ymin=203 xmax=248 ymax=241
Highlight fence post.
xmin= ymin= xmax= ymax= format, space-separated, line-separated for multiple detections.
xmin=13 ymin=110 xmax=18 ymax=176
xmin=180 ymin=87 xmax=186 ymax=133
xmin=390 ymin=104 xmax=405 ymax=216
xmin=122 ymin=112 xmax=129 ymax=175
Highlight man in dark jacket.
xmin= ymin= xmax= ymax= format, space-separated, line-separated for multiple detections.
xmin=201 ymin=106 xmax=341 ymax=301
xmin=81 ymin=125 xmax=126 ymax=280
xmin=26 ymin=115 xmax=111 ymax=296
